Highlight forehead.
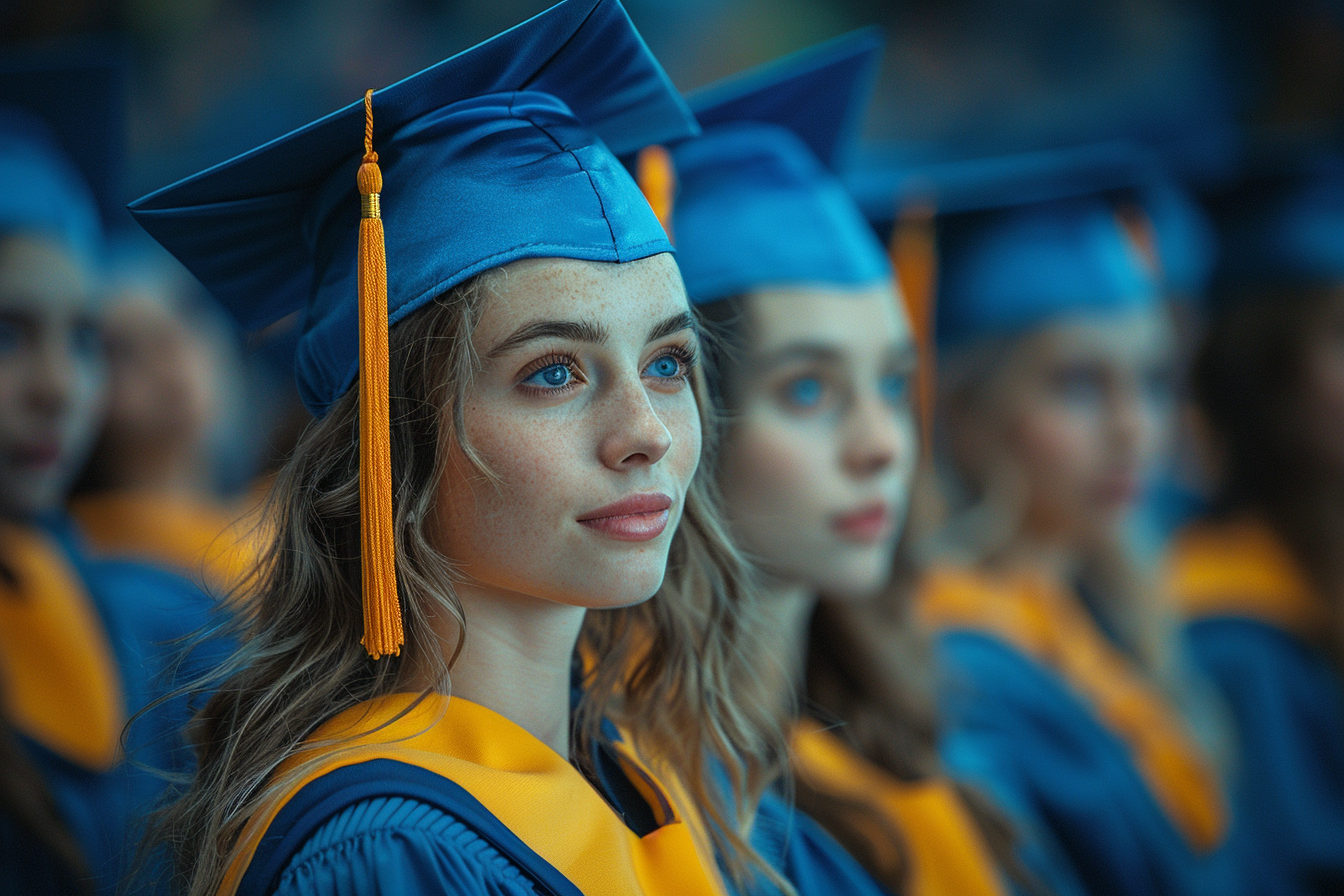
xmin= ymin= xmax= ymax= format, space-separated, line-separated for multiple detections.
xmin=1022 ymin=308 xmax=1174 ymax=363
xmin=475 ymin=254 xmax=689 ymax=347
xmin=0 ymin=233 xmax=98 ymax=315
xmin=742 ymin=282 xmax=910 ymax=356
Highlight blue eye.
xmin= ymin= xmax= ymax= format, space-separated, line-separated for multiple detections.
xmin=523 ymin=362 xmax=573 ymax=389
xmin=880 ymin=373 xmax=910 ymax=406
xmin=784 ymin=376 xmax=824 ymax=409
xmin=644 ymin=354 xmax=682 ymax=379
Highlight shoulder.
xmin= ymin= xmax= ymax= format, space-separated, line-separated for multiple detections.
xmin=750 ymin=788 xmax=891 ymax=896
xmin=272 ymin=796 xmax=543 ymax=896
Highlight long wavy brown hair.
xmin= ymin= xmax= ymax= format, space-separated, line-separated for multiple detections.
xmin=698 ymin=296 xmax=1039 ymax=896
xmin=143 ymin=268 xmax=792 ymax=896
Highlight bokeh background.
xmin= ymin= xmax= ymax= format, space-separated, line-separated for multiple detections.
xmin=3 ymin=0 xmax=1341 ymax=207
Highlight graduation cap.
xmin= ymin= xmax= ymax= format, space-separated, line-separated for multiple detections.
xmin=0 ymin=42 xmax=127 ymax=269
xmin=848 ymin=143 xmax=1163 ymax=348
xmin=665 ymin=29 xmax=891 ymax=306
xmin=1207 ymin=148 xmax=1344 ymax=294
xmin=129 ymin=0 xmax=697 ymax=659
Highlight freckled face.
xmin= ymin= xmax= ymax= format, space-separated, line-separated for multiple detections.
xmin=0 ymin=234 xmax=105 ymax=519
xmin=966 ymin=309 xmax=1176 ymax=548
xmin=716 ymin=285 xmax=918 ymax=600
xmin=434 ymin=254 xmax=701 ymax=609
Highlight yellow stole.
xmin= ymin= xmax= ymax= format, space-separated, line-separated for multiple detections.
xmin=1169 ymin=517 xmax=1327 ymax=636
xmin=71 ymin=490 xmax=260 ymax=594
xmin=220 ymin=693 xmax=728 ymax=896
xmin=0 ymin=522 xmax=123 ymax=771
xmin=791 ymin=718 xmax=1007 ymax=896
xmin=918 ymin=565 xmax=1227 ymax=853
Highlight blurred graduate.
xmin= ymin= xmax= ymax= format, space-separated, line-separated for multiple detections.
xmin=848 ymin=145 xmax=1244 ymax=896
xmin=129 ymin=2 xmax=804 ymax=894
xmin=1169 ymin=148 xmax=1344 ymax=896
xmin=0 ymin=48 xmax=219 ymax=895
xmin=69 ymin=232 xmax=260 ymax=596
xmin=666 ymin=34 xmax=1080 ymax=896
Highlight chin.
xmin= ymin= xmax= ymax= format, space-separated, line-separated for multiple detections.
xmin=814 ymin=559 xmax=893 ymax=603
xmin=554 ymin=563 xmax=669 ymax=610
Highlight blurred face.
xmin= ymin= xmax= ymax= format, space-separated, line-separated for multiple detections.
xmin=716 ymin=284 xmax=918 ymax=600
xmin=954 ymin=308 xmax=1176 ymax=549
xmin=0 ymin=234 xmax=105 ymax=519
xmin=99 ymin=294 xmax=220 ymax=464
xmin=1297 ymin=288 xmax=1344 ymax=478
xmin=434 ymin=254 xmax=701 ymax=609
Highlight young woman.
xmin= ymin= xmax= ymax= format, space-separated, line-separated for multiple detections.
xmin=667 ymin=35 xmax=1070 ymax=896
xmin=1169 ymin=150 xmax=1344 ymax=896
xmin=897 ymin=147 xmax=1241 ymax=896
xmin=130 ymin=2 xmax=788 ymax=894
xmin=0 ymin=65 xmax=217 ymax=896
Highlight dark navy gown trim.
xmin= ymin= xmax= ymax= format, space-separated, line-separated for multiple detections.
xmin=236 ymin=760 xmax=583 ymax=896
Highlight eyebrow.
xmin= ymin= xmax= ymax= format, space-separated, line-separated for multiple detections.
xmin=485 ymin=311 xmax=697 ymax=360
xmin=486 ymin=319 xmax=610 ymax=359
xmin=647 ymin=311 xmax=697 ymax=343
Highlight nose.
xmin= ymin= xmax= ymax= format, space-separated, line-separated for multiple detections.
xmin=842 ymin=392 xmax=906 ymax=479
xmin=1108 ymin=384 xmax=1152 ymax=461
xmin=597 ymin=375 xmax=674 ymax=471
xmin=26 ymin=332 xmax=74 ymax=417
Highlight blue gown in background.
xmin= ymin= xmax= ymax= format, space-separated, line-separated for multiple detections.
xmin=1 ymin=515 xmax=220 ymax=896
xmin=919 ymin=565 xmax=1244 ymax=896
xmin=1172 ymin=518 xmax=1344 ymax=896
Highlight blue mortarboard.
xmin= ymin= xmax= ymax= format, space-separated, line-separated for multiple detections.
xmin=847 ymin=144 xmax=1161 ymax=347
xmin=1209 ymin=149 xmax=1344 ymax=293
xmin=129 ymin=0 xmax=696 ymax=660
xmin=0 ymin=43 xmax=127 ymax=268
xmin=666 ymin=30 xmax=891 ymax=306
xmin=130 ymin=0 xmax=697 ymax=417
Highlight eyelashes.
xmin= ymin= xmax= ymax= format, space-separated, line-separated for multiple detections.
xmin=515 ymin=342 xmax=699 ymax=397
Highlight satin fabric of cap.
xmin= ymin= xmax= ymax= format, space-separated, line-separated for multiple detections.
xmin=671 ymin=122 xmax=890 ymax=306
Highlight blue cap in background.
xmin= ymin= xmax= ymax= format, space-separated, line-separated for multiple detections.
xmin=667 ymin=29 xmax=892 ymax=306
xmin=129 ymin=0 xmax=697 ymax=416
xmin=848 ymin=143 xmax=1167 ymax=347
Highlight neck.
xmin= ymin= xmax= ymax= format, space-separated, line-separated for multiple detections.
xmin=752 ymin=576 xmax=818 ymax=716
xmin=992 ymin=532 xmax=1080 ymax=585
xmin=413 ymin=584 xmax=587 ymax=757
xmin=100 ymin=446 xmax=210 ymax=497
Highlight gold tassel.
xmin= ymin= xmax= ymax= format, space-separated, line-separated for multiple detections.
xmin=356 ymin=89 xmax=402 ymax=659
xmin=888 ymin=201 xmax=937 ymax=457
xmin=635 ymin=145 xmax=676 ymax=242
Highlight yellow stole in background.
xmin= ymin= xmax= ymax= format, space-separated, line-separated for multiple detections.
xmin=791 ymin=717 xmax=1006 ymax=896
xmin=0 ymin=522 xmax=123 ymax=771
xmin=1170 ymin=517 xmax=1328 ymax=636
xmin=918 ymin=565 xmax=1227 ymax=853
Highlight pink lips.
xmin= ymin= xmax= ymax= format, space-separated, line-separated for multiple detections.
xmin=578 ymin=492 xmax=673 ymax=542
xmin=832 ymin=501 xmax=893 ymax=544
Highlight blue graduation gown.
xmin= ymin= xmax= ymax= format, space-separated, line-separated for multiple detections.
xmin=0 ymin=516 xmax=219 ymax=896
xmin=919 ymin=565 xmax=1243 ymax=896
xmin=749 ymin=785 xmax=893 ymax=896
xmin=1173 ymin=519 xmax=1344 ymax=896
xmin=227 ymin=694 xmax=730 ymax=896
